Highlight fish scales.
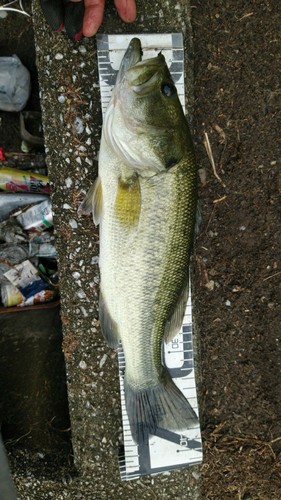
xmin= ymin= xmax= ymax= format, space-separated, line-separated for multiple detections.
xmin=84 ymin=38 xmax=199 ymax=443
xmin=100 ymin=150 xmax=196 ymax=383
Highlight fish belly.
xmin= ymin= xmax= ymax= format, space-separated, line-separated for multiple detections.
xmin=99 ymin=141 xmax=196 ymax=391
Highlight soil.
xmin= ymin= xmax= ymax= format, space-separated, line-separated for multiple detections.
xmin=1 ymin=1 xmax=281 ymax=499
xmin=192 ymin=1 xmax=281 ymax=498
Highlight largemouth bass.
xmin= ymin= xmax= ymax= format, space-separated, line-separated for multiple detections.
xmin=83 ymin=38 xmax=198 ymax=443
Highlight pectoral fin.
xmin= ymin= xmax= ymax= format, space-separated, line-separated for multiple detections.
xmin=115 ymin=175 xmax=141 ymax=227
xmin=164 ymin=283 xmax=189 ymax=343
xmin=99 ymin=292 xmax=120 ymax=349
xmin=91 ymin=177 xmax=103 ymax=225
xmin=78 ymin=177 xmax=103 ymax=225
xmin=78 ymin=184 xmax=95 ymax=216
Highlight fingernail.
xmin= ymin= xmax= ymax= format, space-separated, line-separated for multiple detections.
xmin=74 ymin=30 xmax=83 ymax=42
xmin=55 ymin=23 xmax=64 ymax=33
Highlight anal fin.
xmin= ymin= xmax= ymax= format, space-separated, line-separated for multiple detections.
xmin=99 ymin=292 xmax=120 ymax=349
xmin=164 ymin=282 xmax=189 ymax=343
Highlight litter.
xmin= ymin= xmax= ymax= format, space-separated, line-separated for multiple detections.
xmin=15 ymin=198 xmax=53 ymax=231
xmin=0 ymin=0 xmax=30 ymax=17
xmin=20 ymin=111 xmax=45 ymax=151
xmin=0 ymin=55 xmax=31 ymax=112
xmin=0 ymin=193 xmax=49 ymax=222
xmin=0 ymin=167 xmax=50 ymax=194
xmin=0 ymin=190 xmax=58 ymax=309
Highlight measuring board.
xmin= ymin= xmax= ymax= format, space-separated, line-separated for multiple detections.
xmin=96 ymin=33 xmax=202 ymax=480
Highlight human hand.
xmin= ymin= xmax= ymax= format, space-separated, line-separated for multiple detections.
xmin=40 ymin=0 xmax=137 ymax=41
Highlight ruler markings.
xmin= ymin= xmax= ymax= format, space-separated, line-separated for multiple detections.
xmin=97 ymin=33 xmax=202 ymax=481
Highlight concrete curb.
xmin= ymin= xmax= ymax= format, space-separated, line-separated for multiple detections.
xmin=29 ymin=0 xmax=202 ymax=497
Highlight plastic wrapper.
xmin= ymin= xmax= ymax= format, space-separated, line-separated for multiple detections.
xmin=0 ymin=193 xmax=49 ymax=222
xmin=18 ymin=289 xmax=57 ymax=307
xmin=0 ymin=244 xmax=28 ymax=265
xmin=0 ymin=168 xmax=50 ymax=194
xmin=3 ymin=259 xmax=48 ymax=299
xmin=15 ymin=199 xmax=53 ymax=232
xmin=0 ymin=218 xmax=27 ymax=244
xmin=0 ymin=244 xmax=29 ymax=284
xmin=1 ymin=283 xmax=24 ymax=307
xmin=29 ymin=242 xmax=57 ymax=258
xmin=0 ymin=55 xmax=31 ymax=112
xmin=1 ymin=283 xmax=57 ymax=308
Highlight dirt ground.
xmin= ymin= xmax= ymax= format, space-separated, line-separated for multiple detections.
xmin=1 ymin=1 xmax=281 ymax=499
xmin=192 ymin=1 xmax=281 ymax=498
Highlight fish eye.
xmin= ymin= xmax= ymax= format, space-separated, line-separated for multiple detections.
xmin=161 ymin=83 xmax=175 ymax=97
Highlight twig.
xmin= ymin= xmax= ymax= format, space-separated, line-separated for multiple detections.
xmin=213 ymin=195 xmax=227 ymax=204
xmin=203 ymin=131 xmax=226 ymax=187
xmin=263 ymin=270 xmax=281 ymax=282
xmin=270 ymin=436 xmax=281 ymax=444
xmin=239 ymin=12 xmax=254 ymax=21
xmin=5 ymin=431 xmax=31 ymax=445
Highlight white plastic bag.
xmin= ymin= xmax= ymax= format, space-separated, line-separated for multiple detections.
xmin=0 ymin=55 xmax=31 ymax=112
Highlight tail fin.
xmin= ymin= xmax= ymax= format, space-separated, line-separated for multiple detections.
xmin=124 ymin=369 xmax=198 ymax=444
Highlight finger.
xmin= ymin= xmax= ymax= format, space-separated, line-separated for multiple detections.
xmin=114 ymin=0 xmax=137 ymax=23
xmin=82 ymin=0 xmax=105 ymax=37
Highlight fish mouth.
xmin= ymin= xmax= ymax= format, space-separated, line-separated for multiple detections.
xmin=117 ymin=38 xmax=166 ymax=92
xmin=116 ymin=38 xmax=142 ymax=84
xmin=125 ymin=54 xmax=166 ymax=94
xmin=124 ymin=52 xmax=166 ymax=96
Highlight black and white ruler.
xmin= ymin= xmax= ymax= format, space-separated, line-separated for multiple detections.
xmin=96 ymin=33 xmax=202 ymax=481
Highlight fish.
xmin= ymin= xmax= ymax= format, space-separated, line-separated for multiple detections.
xmin=82 ymin=38 xmax=199 ymax=443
